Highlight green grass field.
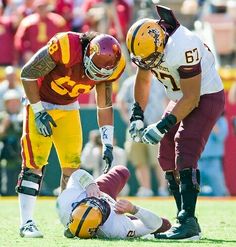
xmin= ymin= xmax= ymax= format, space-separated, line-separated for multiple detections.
xmin=0 ymin=197 xmax=236 ymax=247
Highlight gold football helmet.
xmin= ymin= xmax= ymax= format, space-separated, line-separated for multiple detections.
xmin=64 ymin=197 xmax=110 ymax=239
xmin=126 ymin=18 xmax=165 ymax=69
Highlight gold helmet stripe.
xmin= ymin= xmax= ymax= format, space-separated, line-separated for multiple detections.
xmin=130 ymin=20 xmax=147 ymax=56
xmin=75 ymin=206 xmax=93 ymax=237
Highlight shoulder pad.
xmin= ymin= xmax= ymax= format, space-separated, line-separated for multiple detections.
xmin=47 ymin=32 xmax=82 ymax=66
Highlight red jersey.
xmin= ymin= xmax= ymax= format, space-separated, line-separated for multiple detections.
xmin=39 ymin=32 xmax=125 ymax=105
xmin=0 ymin=16 xmax=15 ymax=65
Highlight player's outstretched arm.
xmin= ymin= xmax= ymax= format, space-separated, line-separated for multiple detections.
xmin=114 ymin=199 xmax=163 ymax=237
xmin=95 ymin=82 xmax=114 ymax=173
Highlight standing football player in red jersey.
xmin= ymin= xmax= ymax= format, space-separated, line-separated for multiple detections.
xmin=15 ymin=31 xmax=125 ymax=238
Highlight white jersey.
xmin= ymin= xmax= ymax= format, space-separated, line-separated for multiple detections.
xmin=56 ymin=169 xmax=162 ymax=239
xmin=151 ymin=25 xmax=223 ymax=102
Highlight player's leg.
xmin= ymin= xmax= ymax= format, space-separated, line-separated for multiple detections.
xmin=96 ymin=165 xmax=130 ymax=200
xmin=158 ymin=101 xmax=181 ymax=214
xmin=52 ymin=110 xmax=82 ymax=191
xmin=157 ymin=90 xmax=225 ymax=240
xmin=16 ymin=106 xmax=52 ymax=238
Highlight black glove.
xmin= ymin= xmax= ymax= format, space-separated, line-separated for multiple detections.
xmin=102 ymin=144 xmax=113 ymax=173
xmin=35 ymin=110 xmax=57 ymax=137
xmin=130 ymin=102 xmax=144 ymax=122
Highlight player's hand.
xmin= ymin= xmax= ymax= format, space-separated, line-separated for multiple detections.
xmin=129 ymin=102 xmax=145 ymax=142
xmin=142 ymin=114 xmax=177 ymax=145
xmin=102 ymin=144 xmax=113 ymax=173
xmin=129 ymin=120 xmax=145 ymax=142
xmin=142 ymin=123 xmax=164 ymax=145
xmin=35 ymin=110 xmax=57 ymax=137
xmin=86 ymin=183 xmax=101 ymax=198
xmin=114 ymin=199 xmax=136 ymax=214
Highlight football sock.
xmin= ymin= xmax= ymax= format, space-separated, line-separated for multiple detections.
xmin=179 ymin=169 xmax=200 ymax=217
xmin=19 ymin=193 xmax=37 ymax=227
xmin=165 ymin=171 xmax=182 ymax=214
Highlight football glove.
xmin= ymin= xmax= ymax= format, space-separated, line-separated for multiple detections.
xmin=142 ymin=114 xmax=177 ymax=145
xmin=129 ymin=102 xmax=145 ymax=142
xmin=35 ymin=110 xmax=57 ymax=137
xmin=102 ymin=144 xmax=113 ymax=173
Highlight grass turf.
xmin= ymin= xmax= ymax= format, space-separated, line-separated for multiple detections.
xmin=0 ymin=197 xmax=236 ymax=247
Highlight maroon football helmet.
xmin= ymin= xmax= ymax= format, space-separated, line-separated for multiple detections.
xmin=84 ymin=34 xmax=121 ymax=81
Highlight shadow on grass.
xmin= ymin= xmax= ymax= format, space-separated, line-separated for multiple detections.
xmin=99 ymin=237 xmax=236 ymax=244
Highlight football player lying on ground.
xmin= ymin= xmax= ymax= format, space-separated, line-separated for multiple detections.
xmin=56 ymin=165 xmax=171 ymax=239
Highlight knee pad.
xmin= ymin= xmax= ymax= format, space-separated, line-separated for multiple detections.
xmin=179 ymin=168 xmax=200 ymax=194
xmin=16 ymin=168 xmax=43 ymax=196
xmin=165 ymin=171 xmax=180 ymax=193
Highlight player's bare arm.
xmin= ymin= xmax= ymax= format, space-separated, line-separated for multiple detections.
xmin=134 ymin=68 xmax=152 ymax=111
xmin=95 ymin=82 xmax=113 ymax=126
xmin=21 ymin=46 xmax=56 ymax=104
xmin=171 ymin=73 xmax=201 ymax=123
xmin=21 ymin=46 xmax=56 ymax=80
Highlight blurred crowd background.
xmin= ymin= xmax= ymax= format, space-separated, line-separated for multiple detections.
xmin=0 ymin=0 xmax=236 ymax=197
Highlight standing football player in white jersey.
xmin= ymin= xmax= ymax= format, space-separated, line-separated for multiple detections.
xmin=56 ymin=165 xmax=171 ymax=239
xmin=126 ymin=5 xmax=225 ymax=240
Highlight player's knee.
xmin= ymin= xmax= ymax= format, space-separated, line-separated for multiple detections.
xmin=179 ymin=168 xmax=200 ymax=193
xmin=16 ymin=168 xmax=43 ymax=196
xmin=112 ymin=165 xmax=130 ymax=181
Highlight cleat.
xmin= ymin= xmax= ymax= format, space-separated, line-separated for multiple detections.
xmin=20 ymin=220 xmax=43 ymax=238
xmin=155 ymin=211 xmax=201 ymax=240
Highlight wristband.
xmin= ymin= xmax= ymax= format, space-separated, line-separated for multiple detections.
xmin=79 ymin=172 xmax=95 ymax=189
xmin=130 ymin=102 xmax=144 ymax=122
xmin=31 ymin=101 xmax=44 ymax=114
xmin=131 ymin=205 xmax=139 ymax=215
xmin=100 ymin=125 xmax=114 ymax=146
xmin=156 ymin=114 xmax=177 ymax=134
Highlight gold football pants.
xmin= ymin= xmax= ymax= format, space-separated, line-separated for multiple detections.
xmin=21 ymin=105 xmax=82 ymax=169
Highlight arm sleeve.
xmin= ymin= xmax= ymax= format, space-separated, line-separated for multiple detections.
xmin=132 ymin=207 xmax=163 ymax=237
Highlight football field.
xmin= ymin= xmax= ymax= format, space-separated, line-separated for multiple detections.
xmin=0 ymin=197 xmax=236 ymax=247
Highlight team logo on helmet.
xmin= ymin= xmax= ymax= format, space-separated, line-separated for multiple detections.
xmin=148 ymin=29 xmax=161 ymax=46
xmin=90 ymin=43 xmax=100 ymax=55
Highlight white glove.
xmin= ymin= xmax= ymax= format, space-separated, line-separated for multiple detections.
xmin=142 ymin=123 xmax=165 ymax=145
xmin=129 ymin=119 xmax=145 ymax=142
